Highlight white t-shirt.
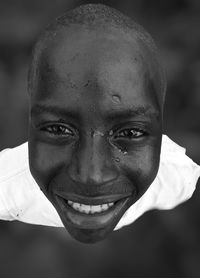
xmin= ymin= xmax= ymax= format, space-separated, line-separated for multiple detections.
xmin=0 ymin=135 xmax=199 ymax=230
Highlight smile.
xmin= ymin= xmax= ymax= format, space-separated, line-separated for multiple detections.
xmin=54 ymin=191 xmax=135 ymax=231
xmin=67 ymin=200 xmax=114 ymax=214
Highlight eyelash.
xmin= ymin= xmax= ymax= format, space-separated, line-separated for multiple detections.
xmin=40 ymin=124 xmax=74 ymax=137
xmin=112 ymin=127 xmax=147 ymax=139
xmin=40 ymin=124 xmax=148 ymax=141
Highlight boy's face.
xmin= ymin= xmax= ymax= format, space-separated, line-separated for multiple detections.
xmin=29 ymin=27 xmax=162 ymax=243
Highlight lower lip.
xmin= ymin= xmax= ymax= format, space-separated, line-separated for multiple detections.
xmin=55 ymin=195 xmax=133 ymax=230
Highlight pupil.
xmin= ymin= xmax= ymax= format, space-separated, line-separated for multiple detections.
xmin=54 ymin=126 xmax=64 ymax=133
xmin=127 ymin=129 xmax=135 ymax=136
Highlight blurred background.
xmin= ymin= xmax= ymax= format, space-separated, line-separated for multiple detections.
xmin=0 ymin=0 xmax=200 ymax=277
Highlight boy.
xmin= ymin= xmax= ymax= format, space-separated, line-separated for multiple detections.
xmin=0 ymin=4 xmax=199 ymax=243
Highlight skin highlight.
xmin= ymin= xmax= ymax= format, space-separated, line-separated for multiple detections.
xmin=28 ymin=5 xmax=164 ymax=243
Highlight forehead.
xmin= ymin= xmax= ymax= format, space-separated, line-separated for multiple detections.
xmin=32 ymin=26 xmax=160 ymax=115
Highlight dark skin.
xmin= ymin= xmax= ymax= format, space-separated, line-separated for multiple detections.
xmin=29 ymin=26 xmax=162 ymax=243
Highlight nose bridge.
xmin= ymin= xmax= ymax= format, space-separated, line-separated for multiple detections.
xmin=69 ymin=132 xmax=118 ymax=184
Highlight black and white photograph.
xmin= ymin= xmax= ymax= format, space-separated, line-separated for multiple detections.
xmin=0 ymin=1 xmax=200 ymax=277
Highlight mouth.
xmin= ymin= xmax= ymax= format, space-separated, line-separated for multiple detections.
xmin=67 ymin=200 xmax=114 ymax=214
xmin=54 ymin=192 xmax=135 ymax=231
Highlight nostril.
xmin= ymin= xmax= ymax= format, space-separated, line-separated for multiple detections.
xmin=68 ymin=158 xmax=119 ymax=184
xmin=83 ymin=164 xmax=118 ymax=185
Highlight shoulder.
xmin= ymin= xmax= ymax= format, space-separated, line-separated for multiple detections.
xmin=0 ymin=143 xmax=31 ymax=220
xmin=161 ymin=134 xmax=200 ymax=170
xmin=0 ymin=143 xmax=63 ymax=226
xmin=115 ymin=135 xmax=200 ymax=230
xmin=0 ymin=142 xmax=28 ymax=182
xmin=0 ymin=142 xmax=39 ymax=206
xmin=157 ymin=134 xmax=200 ymax=208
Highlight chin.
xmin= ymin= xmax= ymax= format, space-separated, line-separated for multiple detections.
xmin=66 ymin=224 xmax=113 ymax=244
xmin=53 ymin=194 xmax=136 ymax=244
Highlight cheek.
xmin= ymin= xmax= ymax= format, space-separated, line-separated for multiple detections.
xmin=117 ymin=145 xmax=160 ymax=193
xmin=28 ymin=141 xmax=73 ymax=191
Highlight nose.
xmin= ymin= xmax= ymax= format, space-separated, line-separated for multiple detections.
xmin=68 ymin=133 xmax=118 ymax=185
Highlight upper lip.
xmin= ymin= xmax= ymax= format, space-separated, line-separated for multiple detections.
xmin=54 ymin=192 xmax=133 ymax=205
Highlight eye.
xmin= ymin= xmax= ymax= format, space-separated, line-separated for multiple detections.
xmin=113 ymin=128 xmax=147 ymax=139
xmin=40 ymin=124 xmax=75 ymax=137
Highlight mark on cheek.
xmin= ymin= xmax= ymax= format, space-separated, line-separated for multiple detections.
xmin=117 ymin=147 xmax=128 ymax=155
xmin=111 ymin=94 xmax=121 ymax=104
xmin=109 ymin=130 xmax=114 ymax=136
xmin=84 ymin=80 xmax=90 ymax=87
xmin=113 ymin=150 xmax=128 ymax=163
xmin=69 ymin=80 xmax=77 ymax=89
xmin=115 ymin=157 xmax=120 ymax=162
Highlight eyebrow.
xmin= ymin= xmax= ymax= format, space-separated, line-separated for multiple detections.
xmin=31 ymin=104 xmax=81 ymax=121
xmin=31 ymin=104 xmax=160 ymax=121
xmin=105 ymin=106 xmax=160 ymax=121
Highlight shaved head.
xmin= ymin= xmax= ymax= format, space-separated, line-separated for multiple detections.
xmin=29 ymin=4 xmax=164 ymax=242
xmin=28 ymin=4 xmax=166 ymax=107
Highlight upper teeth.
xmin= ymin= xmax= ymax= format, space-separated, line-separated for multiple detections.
xmin=67 ymin=200 xmax=114 ymax=214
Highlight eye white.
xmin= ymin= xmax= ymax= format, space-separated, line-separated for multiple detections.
xmin=42 ymin=125 xmax=74 ymax=136
xmin=116 ymin=128 xmax=144 ymax=138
